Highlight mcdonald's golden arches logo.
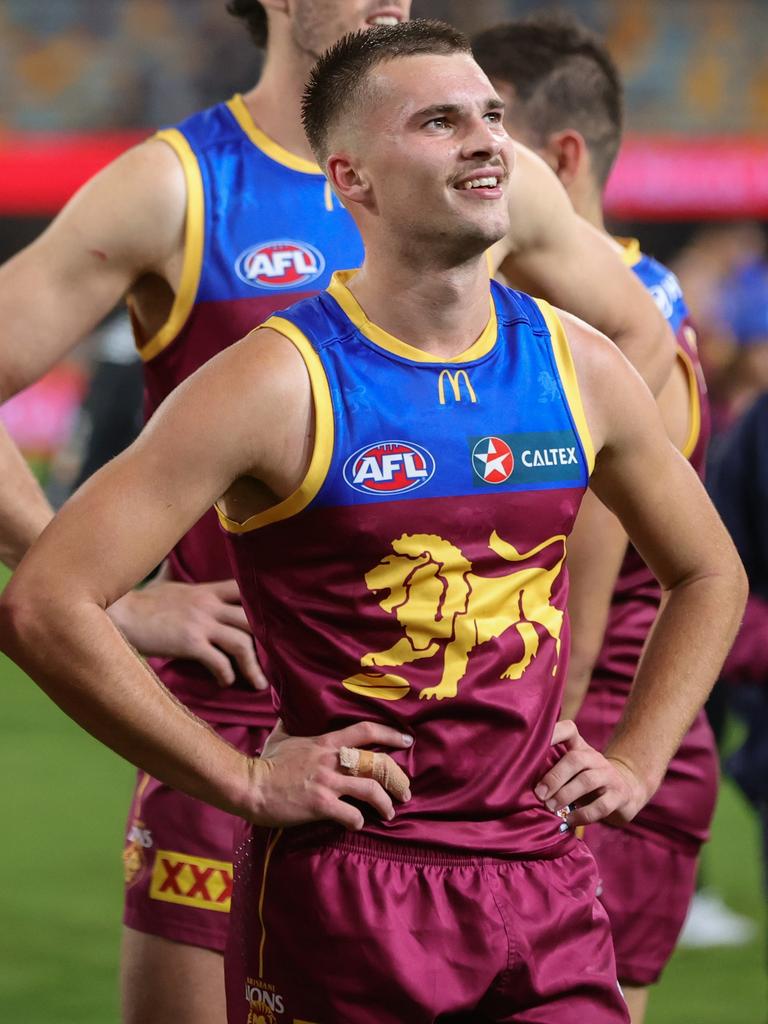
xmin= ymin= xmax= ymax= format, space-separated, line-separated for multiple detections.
xmin=438 ymin=369 xmax=477 ymax=405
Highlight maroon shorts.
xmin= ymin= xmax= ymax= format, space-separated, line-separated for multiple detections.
xmin=225 ymin=827 xmax=629 ymax=1023
xmin=583 ymin=823 xmax=700 ymax=986
xmin=122 ymin=722 xmax=269 ymax=953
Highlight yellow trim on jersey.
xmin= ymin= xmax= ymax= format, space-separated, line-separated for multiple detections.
xmin=226 ymin=94 xmax=324 ymax=176
xmin=136 ymin=129 xmax=205 ymax=363
xmin=258 ymin=829 xmax=283 ymax=978
xmin=216 ymin=318 xmax=334 ymax=533
xmin=677 ymin=345 xmax=702 ymax=459
xmin=328 ymin=270 xmax=498 ymax=364
xmin=535 ymin=299 xmax=596 ymax=475
xmin=614 ymin=236 xmax=642 ymax=268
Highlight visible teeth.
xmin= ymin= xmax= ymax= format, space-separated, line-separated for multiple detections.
xmin=370 ymin=15 xmax=399 ymax=25
xmin=461 ymin=176 xmax=499 ymax=190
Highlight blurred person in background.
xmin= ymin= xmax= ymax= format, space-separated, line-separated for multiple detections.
xmin=0 ymin=2 xmax=674 ymax=1021
xmin=705 ymin=272 xmax=768 ymax=963
xmin=472 ymin=14 xmax=725 ymax=1023
xmin=672 ymin=222 xmax=768 ymax=440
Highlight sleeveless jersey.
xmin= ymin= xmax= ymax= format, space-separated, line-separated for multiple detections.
xmin=133 ymin=96 xmax=364 ymax=724
xmin=578 ymin=239 xmax=718 ymax=848
xmin=220 ymin=272 xmax=594 ymax=855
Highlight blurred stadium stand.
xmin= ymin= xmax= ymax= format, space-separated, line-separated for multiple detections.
xmin=1 ymin=0 xmax=767 ymax=218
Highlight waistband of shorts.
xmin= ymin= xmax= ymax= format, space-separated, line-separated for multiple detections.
xmin=275 ymin=823 xmax=576 ymax=867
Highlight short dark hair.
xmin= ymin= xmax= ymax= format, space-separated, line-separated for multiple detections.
xmin=302 ymin=19 xmax=471 ymax=164
xmin=227 ymin=0 xmax=268 ymax=49
xmin=472 ymin=14 xmax=623 ymax=187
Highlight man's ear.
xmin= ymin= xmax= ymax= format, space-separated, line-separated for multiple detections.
xmin=544 ymin=129 xmax=588 ymax=188
xmin=326 ymin=154 xmax=371 ymax=207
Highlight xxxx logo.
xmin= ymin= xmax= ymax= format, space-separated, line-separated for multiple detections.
xmin=149 ymin=850 xmax=233 ymax=912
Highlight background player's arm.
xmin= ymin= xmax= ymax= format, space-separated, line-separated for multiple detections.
xmin=538 ymin=311 xmax=746 ymax=824
xmin=0 ymin=139 xmax=186 ymax=567
xmin=0 ymin=140 xmax=264 ymax=685
xmin=494 ymin=144 xmax=675 ymax=395
xmin=560 ymin=492 xmax=628 ymax=720
xmin=0 ymin=329 xmax=411 ymax=829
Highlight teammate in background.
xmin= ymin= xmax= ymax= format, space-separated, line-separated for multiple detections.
xmin=0 ymin=4 xmax=674 ymax=1023
xmin=472 ymin=17 xmax=719 ymax=1022
xmin=0 ymin=22 xmax=745 ymax=1023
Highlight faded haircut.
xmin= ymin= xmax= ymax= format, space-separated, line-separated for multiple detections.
xmin=472 ymin=14 xmax=623 ymax=188
xmin=302 ymin=19 xmax=471 ymax=164
xmin=227 ymin=0 xmax=268 ymax=49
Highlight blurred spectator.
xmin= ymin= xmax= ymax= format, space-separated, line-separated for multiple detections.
xmin=2 ymin=0 xmax=768 ymax=132
xmin=672 ymin=222 xmax=767 ymax=437
xmin=708 ymin=393 xmax=768 ymax=924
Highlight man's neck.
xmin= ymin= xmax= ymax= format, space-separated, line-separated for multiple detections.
xmin=347 ymin=253 xmax=493 ymax=361
xmin=240 ymin=44 xmax=318 ymax=163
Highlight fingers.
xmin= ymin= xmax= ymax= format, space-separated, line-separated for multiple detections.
xmin=208 ymin=579 xmax=244 ymax=603
xmin=326 ymin=720 xmax=414 ymax=752
xmin=535 ymin=745 xmax=597 ymax=803
xmin=334 ymin=775 xmax=396 ymax=821
xmin=550 ymin=718 xmax=586 ymax=747
xmin=213 ymin=601 xmax=252 ymax=632
xmin=339 ymin=746 xmax=411 ymax=802
xmin=192 ymin=642 xmax=236 ymax=687
xmin=209 ymin=625 xmax=268 ymax=690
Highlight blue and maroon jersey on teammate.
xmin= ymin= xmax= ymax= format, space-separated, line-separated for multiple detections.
xmin=578 ymin=240 xmax=717 ymax=847
xmin=133 ymin=96 xmax=364 ymax=724
xmin=220 ymin=272 xmax=594 ymax=855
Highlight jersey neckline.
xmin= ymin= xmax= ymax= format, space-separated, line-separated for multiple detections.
xmin=327 ymin=270 xmax=498 ymax=364
xmin=226 ymin=94 xmax=325 ymax=176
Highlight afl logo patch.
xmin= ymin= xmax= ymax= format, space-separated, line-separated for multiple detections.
xmin=471 ymin=436 xmax=514 ymax=484
xmin=235 ymin=239 xmax=325 ymax=290
xmin=344 ymin=440 xmax=435 ymax=496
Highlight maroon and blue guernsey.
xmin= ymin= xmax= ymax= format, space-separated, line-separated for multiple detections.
xmin=578 ymin=240 xmax=717 ymax=848
xmin=133 ymin=96 xmax=364 ymax=724
xmin=220 ymin=271 xmax=595 ymax=855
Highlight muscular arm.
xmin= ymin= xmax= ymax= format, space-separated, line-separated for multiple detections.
xmin=562 ymin=359 xmax=693 ymax=719
xmin=0 ymin=330 xmax=411 ymax=826
xmin=539 ymin=313 xmax=746 ymax=822
xmin=493 ymin=145 xmax=675 ymax=395
xmin=0 ymin=138 xmax=186 ymax=567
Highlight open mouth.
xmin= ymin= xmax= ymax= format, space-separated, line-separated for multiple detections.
xmin=366 ymin=8 xmax=404 ymax=27
xmin=453 ymin=172 xmax=505 ymax=198
xmin=456 ymin=176 xmax=501 ymax=191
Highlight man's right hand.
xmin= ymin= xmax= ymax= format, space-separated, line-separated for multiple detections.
xmin=247 ymin=720 xmax=414 ymax=831
xmin=108 ymin=578 xmax=267 ymax=690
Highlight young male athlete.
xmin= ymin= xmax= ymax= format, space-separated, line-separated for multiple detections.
xmin=473 ymin=17 xmax=719 ymax=1022
xmin=0 ymin=21 xmax=745 ymax=1024
xmin=0 ymin=4 xmax=674 ymax=1022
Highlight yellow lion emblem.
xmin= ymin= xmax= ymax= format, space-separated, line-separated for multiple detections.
xmin=343 ymin=531 xmax=566 ymax=701
xmin=247 ymin=1002 xmax=277 ymax=1024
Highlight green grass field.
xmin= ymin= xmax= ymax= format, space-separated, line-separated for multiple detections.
xmin=1 ymin=649 xmax=765 ymax=1023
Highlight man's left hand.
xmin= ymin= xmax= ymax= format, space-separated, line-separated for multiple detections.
xmin=535 ymin=719 xmax=648 ymax=827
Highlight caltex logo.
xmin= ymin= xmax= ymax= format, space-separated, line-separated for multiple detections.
xmin=471 ymin=436 xmax=514 ymax=484
xmin=235 ymin=239 xmax=325 ymax=289
xmin=343 ymin=440 xmax=435 ymax=495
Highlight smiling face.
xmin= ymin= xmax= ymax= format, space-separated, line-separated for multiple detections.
xmin=288 ymin=0 xmax=411 ymax=59
xmin=332 ymin=52 xmax=513 ymax=263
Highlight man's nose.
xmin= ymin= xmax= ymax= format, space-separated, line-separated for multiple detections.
xmin=462 ymin=116 xmax=503 ymax=159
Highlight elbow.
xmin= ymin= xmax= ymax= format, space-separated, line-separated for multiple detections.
xmin=0 ymin=573 xmax=60 ymax=667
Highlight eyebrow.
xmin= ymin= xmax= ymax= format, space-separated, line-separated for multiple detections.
xmin=412 ymin=98 xmax=505 ymax=121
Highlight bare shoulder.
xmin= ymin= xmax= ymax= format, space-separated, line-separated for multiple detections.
xmin=554 ymin=307 xmax=655 ymax=454
xmin=502 ymin=143 xmax=573 ymax=258
xmin=35 ymin=137 xmax=188 ymax=274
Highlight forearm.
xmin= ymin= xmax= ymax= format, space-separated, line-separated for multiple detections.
xmin=0 ymin=422 xmax=54 ymax=568
xmin=0 ymin=586 xmax=254 ymax=816
xmin=605 ymin=569 xmax=746 ymax=795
